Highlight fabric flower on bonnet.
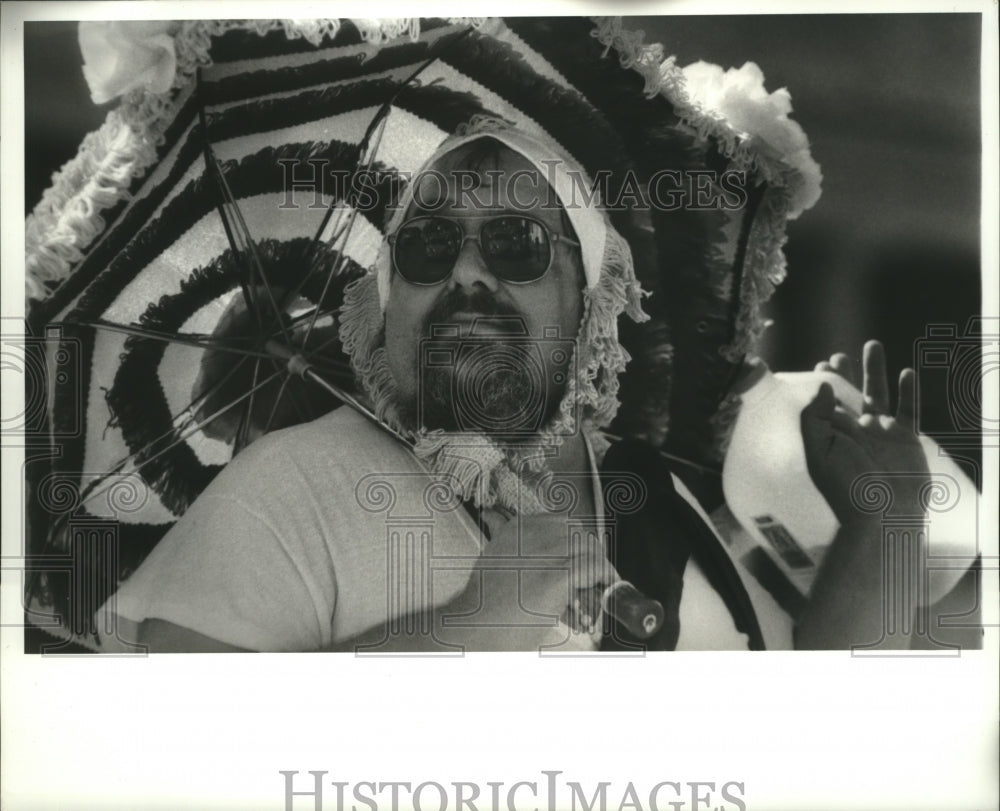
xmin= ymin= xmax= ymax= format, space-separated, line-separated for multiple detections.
xmin=79 ymin=21 xmax=180 ymax=104
xmin=681 ymin=60 xmax=823 ymax=219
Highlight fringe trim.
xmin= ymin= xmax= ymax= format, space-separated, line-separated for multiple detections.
xmin=721 ymin=191 xmax=791 ymax=362
xmin=24 ymin=17 xmax=448 ymax=303
xmin=338 ymin=273 xmax=402 ymax=431
xmin=589 ymin=16 xmax=807 ymax=194
xmin=29 ymin=13 xmax=807 ymax=375
xmin=551 ymin=224 xmax=650 ymax=436
xmin=337 ymin=211 xmax=648 ymax=515
xmin=411 ymin=432 xmax=506 ymax=506
xmin=590 ymin=14 xmax=818 ymax=464
xmin=588 ymin=15 xmax=810 ymax=363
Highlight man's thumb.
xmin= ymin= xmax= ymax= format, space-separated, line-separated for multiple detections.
xmin=801 ymin=381 xmax=836 ymax=424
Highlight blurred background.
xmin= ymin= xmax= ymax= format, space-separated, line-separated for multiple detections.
xmin=23 ymin=14 xmax=984 ymax=471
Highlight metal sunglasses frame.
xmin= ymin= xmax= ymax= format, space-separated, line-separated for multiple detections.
xmin=388 ymin=213 xmax=581 ymax=285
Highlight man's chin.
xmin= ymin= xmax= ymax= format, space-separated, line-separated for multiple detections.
xmin=422 ymin=362 xmax=548 ymax=435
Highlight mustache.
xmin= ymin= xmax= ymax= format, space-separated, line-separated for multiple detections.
xmin=422 ymin=288 xmax=523 ymax=333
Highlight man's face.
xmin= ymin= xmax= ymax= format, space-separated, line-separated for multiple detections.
xmin=384 ymin=141 xmax=585 ymax=435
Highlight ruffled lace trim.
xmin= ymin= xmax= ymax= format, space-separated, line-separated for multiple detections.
xmin=338 ymin=273 xmax=401 ymax=430
xmin=337 ymin=210 xmax=648 ymax=515
xmin=588 ymin=16 xmax=816 ymax=363
xmin=28 ymin=14 xmax=815 ymax=376
xmin=722 ymin=192 xmax=791 ymax=362
xmin=589 ymin=16 xmax=817 ymax=205
xmin=26 ymin=110 xmax=158 ymax=300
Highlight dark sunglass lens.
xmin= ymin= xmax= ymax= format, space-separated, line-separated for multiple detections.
xmin=480 ymin=217 xmax=550 ymax=282
xmin=394 ymin=219 xmax=462 ymax=283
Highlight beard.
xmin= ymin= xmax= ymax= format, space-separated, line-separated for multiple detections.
xmin=404 ymin=288 xmax=559 ymax=437
xmin=422 ymin=343 xmax=540 ymax=433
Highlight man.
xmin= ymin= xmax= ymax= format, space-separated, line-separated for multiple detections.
xmin=105 ymin=123 xmax=930 ymax=652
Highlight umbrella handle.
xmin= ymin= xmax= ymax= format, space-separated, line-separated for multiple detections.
xmin=602 ymin=580 xmax=665 ymax=640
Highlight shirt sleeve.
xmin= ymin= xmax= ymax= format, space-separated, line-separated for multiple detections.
xmin=107 ymin=491 xmax=337 ymax=652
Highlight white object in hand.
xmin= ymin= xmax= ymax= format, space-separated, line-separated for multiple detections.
xmin=722 ymin=365 xmax=979 ymax=604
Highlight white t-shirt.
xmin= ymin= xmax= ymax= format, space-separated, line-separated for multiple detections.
xmin=103 ymin=407 xmax=793 ymax=651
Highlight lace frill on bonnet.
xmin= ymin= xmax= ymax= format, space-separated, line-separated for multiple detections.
xmin=338 ymin=134 xmax=649 ymax=515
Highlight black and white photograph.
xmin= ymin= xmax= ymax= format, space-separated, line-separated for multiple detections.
xmin=2 ymin=2 xmax=997 ymax=809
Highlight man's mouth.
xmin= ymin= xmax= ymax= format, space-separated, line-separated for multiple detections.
xmin=422 ymin=287 xmax=527 ymax=340
xmin=444 ymin=313 xmax=528 ymax=338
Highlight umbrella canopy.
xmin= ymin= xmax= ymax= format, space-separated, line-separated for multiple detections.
xmin=25 ymin=16 xmax=821 ymax=638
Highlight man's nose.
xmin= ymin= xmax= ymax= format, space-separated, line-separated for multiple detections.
xmin=447 ymin=238 xmax=500 ymax=293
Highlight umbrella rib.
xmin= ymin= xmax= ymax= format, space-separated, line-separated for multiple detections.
xmin=261 ymin=373 xmax=294 ymax=435
xmin=43 ymin=364 xmax=283 ymax=543
xmin=306 ymin=110 xmax=395 ymax=349
xmin=55 ymin=318 xmax=278 ymax=361
xmin=78 ymin=325 xmax=352 ymax=516
xmin=298 ymin=27 xmax=477 ymax=301
xmin=301 ymin=209 xmax=363 ymax=350
xmin=306 ymin=31 xmax=471 ymax=253
xmin=130 ymin=331 xmax=348 ymax=496
xmin=52 ymin=330 xmax=368 ymax=559
xmin=273 ymin=360 xmax=312 ymax=424
xmin=121 ymin=331 xmax=350 ymax=497
xmin=195 ymin=73 xmax=265 ymax=336
xmin=300 ymin=109 xmax=392 ymax=349
xmin=299 ymin=365 xmax=409 ymax=447
xmin=277 ymin=199 xmax=355 ymax=313
xmin=206 ymin=171 xmax=262 ymax=330
xmin=210 ymin=160 xmax=296 ymax=348
xmin=234 ymin=356 xmax=263 ymax=453
xmin=296 ymin=29 xmax=477 ymax=349
xmin=172 ymin=354 xmax=255 ymax=436
xmin=50 ymin=26 xmax=481 ymax=534
xmin=73 ymin=364 xmax=290 ymax=516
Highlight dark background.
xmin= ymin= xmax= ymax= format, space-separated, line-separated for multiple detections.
xmin=23 ymin=15 xmax=984 ymax=466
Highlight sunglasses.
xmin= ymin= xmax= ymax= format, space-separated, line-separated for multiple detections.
xmin=388 ymin=214 xmax=580 ymax=285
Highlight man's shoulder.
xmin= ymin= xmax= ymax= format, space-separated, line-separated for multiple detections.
xmin=200 ymin=406 xmax=421 ymax=506
xmin=242 ymin=405 xmax=416 ymax=471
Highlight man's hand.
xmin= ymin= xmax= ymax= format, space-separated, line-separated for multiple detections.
xmin=795 ymin=341 xmax=930 ymax=649
xmin=800 ymin=340 xmax=929 ymax=525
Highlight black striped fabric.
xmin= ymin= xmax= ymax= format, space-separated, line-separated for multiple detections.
xmin=39 ymin=17 xmax=764 ymax=606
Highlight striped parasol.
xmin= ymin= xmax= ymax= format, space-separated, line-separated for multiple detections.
xmin=25 ymin=16 xmax=820 ymax=638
